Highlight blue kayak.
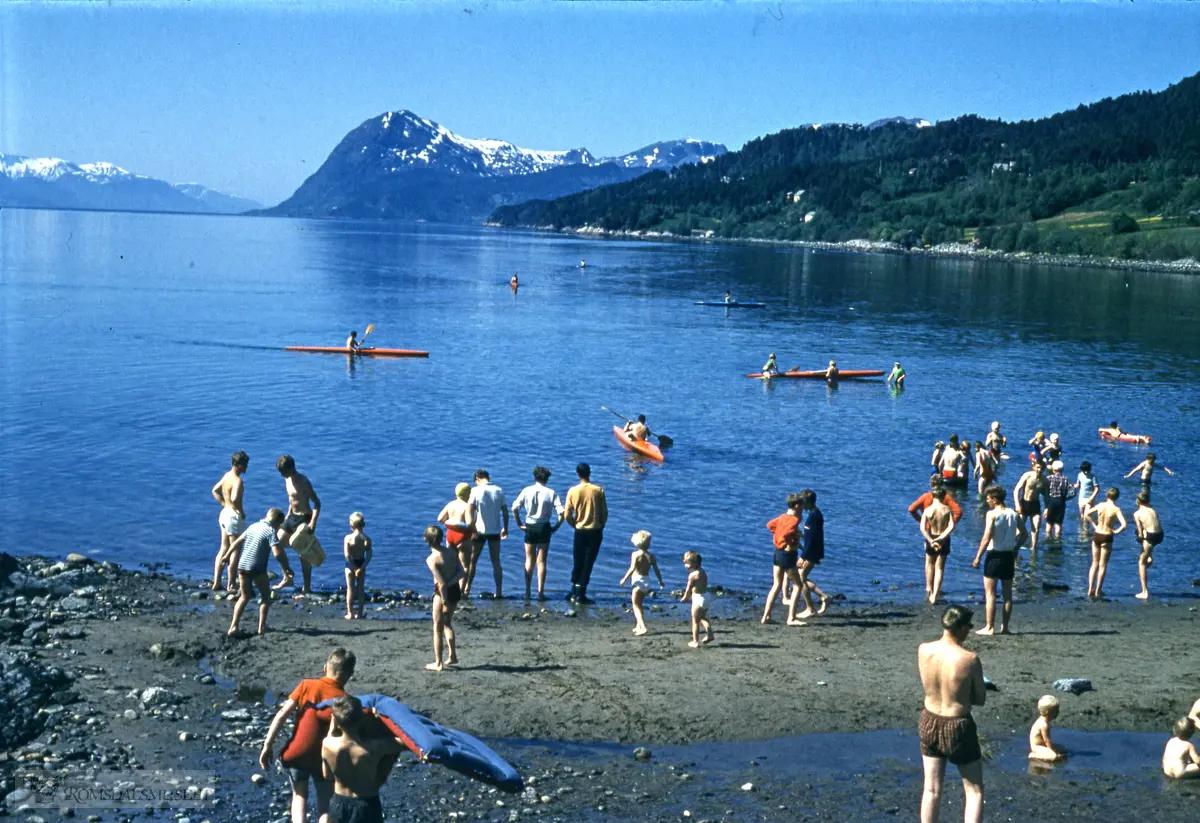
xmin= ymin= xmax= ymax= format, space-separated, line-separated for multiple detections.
xmin=694 ymin=301 xmax=765 ymax=308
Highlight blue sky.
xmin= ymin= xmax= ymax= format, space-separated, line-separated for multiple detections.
xmin=3 ymin=1 xmax=1198 ymax=205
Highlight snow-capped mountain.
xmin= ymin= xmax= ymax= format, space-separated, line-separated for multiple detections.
xmin=866 ymin=116 xmax=932 ymax=130
xmin=260 ymin=111 xmax=727 ymax=222
xmin=0 ymin=154 xmax=261 ymax=214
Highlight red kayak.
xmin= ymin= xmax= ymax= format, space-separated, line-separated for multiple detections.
xmin=744 ymin=369 xmax=886 ymax=379
xmin=613 ymin=425 xmax=664 ymax=462
xmin=1099 ymin=429 xmax=1151 ymax=444
xmin=285 ymin=346 xmax=429 ymax=358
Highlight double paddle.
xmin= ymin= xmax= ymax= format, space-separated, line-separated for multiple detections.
xmin=601 ymin=407 xmax=674 ymax=448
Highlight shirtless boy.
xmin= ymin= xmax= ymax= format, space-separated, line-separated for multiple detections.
xmin=1013 ymin=462 xmax=1046 ymax=551
xmin=1132 ymin=491 xmax=1163 ymax=600
xmin=917 ymin=605 xmax=986 ymax=823
xmin=259 ymin=648 xmax=355 ymax=823
xmin=276 ymin=455 xmax=321 ymax=593
xmin=320 ymin=696 xmax=407 ymax=823
xmin=1126 ymin=452 xmax=1175 ymax=487
xmin=972 ymin=441 xmax=996 ymax=497
xmin=939 ymin=439 xmax=963 ymax=485
xmin=971 ymin=486 xmax=1026 ymax=636
xmin=1028 ymin=695 xmax=1068 ymax=762
xmin=920 ymin=494 xmax=957 ymax=605
xmin=623 ymin=414 xmax=650 ymax=442
xmin=619 ymin=530 xmax=663 ymax=636
xmin=1162 ymin=717 xmax=1200 ymax=779
xmin=1085 ymin=488 xmax=1126 ymax=599
xmin=436 ymin=483 xmax=475 ymax=587
xmin=763 ymin=493 xmax=806 ymax=626
xmin=680 ymin=551 xmax=714 ymax=648
xmin=424 ymin=525 xmax=464 ymax=672
xmin=212 ymin=450 xmax=249 ymax=592
xmin=343 ymin=513 xmax=372 ymax=620
xmin=227 ymin=508 xmax=286 ymax=636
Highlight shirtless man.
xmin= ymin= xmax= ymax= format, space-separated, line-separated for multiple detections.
xmin=917 ymin=605 xmax=986 ymax=823
xmin=345 ymin=331 xmax=359 ymax=352
xmin=623 ymin=414 xmax=650 ymax=442
xmin=824 ymin=359 xmax=839 ymax=383
xmin=1085 ymin=488 xmax=1126 ymax=599
xmin=1013 ymin=462 xmax=1046 ymax=551
xmin=939 ymin=439 xmax=964 ymax=486
xmin=276 ymin=454 xmax=321 ymax=593
xmin=211 ymin=450 xmax=249 ymax=592
xmin=1132 ymin=490 xmax=1163 ymax=600
xmin=920 ymin=495 xmax=957 ymax=605
xmin=320 ymin=696 xmax=406 ymax=823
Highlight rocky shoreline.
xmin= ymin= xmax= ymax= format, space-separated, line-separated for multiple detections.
xmin=3 ymin=553 xmax=1199 ymax=822
xmin=485 ymin=223 xmax=1200 ymax=275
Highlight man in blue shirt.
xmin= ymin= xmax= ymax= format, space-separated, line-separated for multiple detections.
xmin=790 ymin=488 xmax=831 ymax=619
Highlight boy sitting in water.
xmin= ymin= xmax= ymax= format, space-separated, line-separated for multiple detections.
xmin=680 ymin=551 xmax=714 ymax=648
xmin=1028 ymin=695 xmax=1068 ymax=762
xmin=1162 ymin=717 xmax=1200 ymax=779
xmin=343 ymin=512 xmax=372 ymax=620
xmin=1132 ymin=491 xmax=1164 ymax=600
xmin=619 ymin=530 xmax=663 ymax=636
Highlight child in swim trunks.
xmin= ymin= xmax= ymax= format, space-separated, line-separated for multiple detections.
xmin=1132 ymin=490 xmax=1164 ymax=600
xmin=619 ymin=530 xmax=663 ymax=636
xmin=1085 ymin=488 xmax=1126 ymax=599
xmin=762 ymin=493 xmax=806 ymax=625
xmin=1126 ymin=453 xmax=1175 ymax=487
xmin=437 ymin=483 xmax=475 ymax=587
xmin=343 ymin=512 xmax=372 ymax=620
xmin=680 ymin=551 xmax=713 ymax=648
xmin=1028 ymin=694 xmax=1068 ymax=761
xmin=1162 ymin=717 xmax=1200 ymax=779
xmin=425 ymin=525 xmax=464 ymax=672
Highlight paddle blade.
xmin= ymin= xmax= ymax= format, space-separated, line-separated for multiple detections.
xmin=655 ymin=434 xmax=674 ymax=448
xmin=363 ymin=324 xmax=375 ymax=338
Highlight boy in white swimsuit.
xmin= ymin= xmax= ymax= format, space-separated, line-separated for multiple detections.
xmin=619 ymin=530 xmax=663 ymax=636
xmin=680 ymin=551 xmax=714 ymax=648
xmin=211 ymin=450 xmax=249 ymax=592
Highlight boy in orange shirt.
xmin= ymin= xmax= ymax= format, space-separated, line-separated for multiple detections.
xmin=258 ymin=648 xmax=357 ymax=823
xmin=762 ymin=493 xmax=807 ymax=626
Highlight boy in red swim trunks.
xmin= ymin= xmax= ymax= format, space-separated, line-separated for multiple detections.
xmin=762 ymin=493 xmax=806 ymax=626
xmin=258 ymin=648 xmax=357 ymax=823
xmin=437 ymin=483 xmax=475 ymax=591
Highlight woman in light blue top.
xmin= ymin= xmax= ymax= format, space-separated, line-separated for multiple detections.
xmin=1075 ymin=461 xmax=1099 ymax=517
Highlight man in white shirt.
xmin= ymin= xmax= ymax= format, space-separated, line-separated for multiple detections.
xmin=466 ymin=469 xmax=508 ymax=598
xmin=511 ymin=466 xmax=566 ymax=601
xmin=971 ymin=485 xmax=1027 ymax=636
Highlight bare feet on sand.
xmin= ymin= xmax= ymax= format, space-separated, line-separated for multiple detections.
xmin=796 ymin=609 xmax=815 ymax=620
xmin=688 ymin=641 xmax=700 ymax=648
xmin=817 ymin=597 xmax=830 ymax=615
xmin=424 ymin=662 xmax=443 ymax=672
xmin=975 ymin=627 xmax=994 ymax=636
xmin=632 ymin=626 xmax=648 ymax=636
xmin=786 ymin=619 xmax=808 ymax=627
xmin=702 ymin=633 xmax=714 ymax=644
xmin=272 ymin=574 xmax=294 ymax=591
xmin=1135 ymin=591 xmax=1150 ymax=599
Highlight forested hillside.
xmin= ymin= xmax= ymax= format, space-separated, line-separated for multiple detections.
xmin=490 ymin=73 xmax=1200 ymax=262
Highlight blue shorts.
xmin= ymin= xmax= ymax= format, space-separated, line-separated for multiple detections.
xmin=773 ymin=549 xmax=798 ymax=570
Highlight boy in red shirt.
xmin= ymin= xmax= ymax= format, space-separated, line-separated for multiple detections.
xmin=762 ymin=493 xmax=808 ymax=626
xmin=258 ymin=648 xmax=357 ymax=823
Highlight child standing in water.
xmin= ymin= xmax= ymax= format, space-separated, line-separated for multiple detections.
xmin=1126 ymin=453 xmax=1175 ymax=487
xmin=343 ymin=513 xmax=373 ymax=620
xmin=1028 ymin=695 xmax=1068 ymax=762
xmin=619 ymin=530 xmax=663 ymax=636
xmin=424 ymin=525 xmax=464 ymax=672
xmin=680 ymin=551 xmax=714 ymax=648
xmin=1132 ymin=490 xmax=1164 ymax=600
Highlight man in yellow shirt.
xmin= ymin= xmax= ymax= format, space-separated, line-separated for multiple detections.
xmin=564 ymin=463 xmax=608 ymax=604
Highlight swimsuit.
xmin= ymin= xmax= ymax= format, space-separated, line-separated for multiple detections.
xmin=283 ymin=511 xmax=310 ymax=533
xmin=437 ymin=581 xmax=462 ymax=607
xmin=918 ymin=709 xmax=982 ymax=766
xmin=924 ymin=538 xmax=951 ymax=557
xmin=345 ymin=553 xmax=368 ymax=572
xmin=631 ymin=573 xmax=652 ymax=593
xmin=1092 ymin=532 xmax=1114 ymax=549
xmin=219 ymin=508 xmax=247 ymax=537
xmin=327 ymin=793 xmax=383 ymax=823
xmin=1018 ymin=496 xmax=1041 ymax=517
xmin=983 ymin=551 xmax=1015 ymax=581
xmin=524 ymin=521 xmax=553 ymax=545
xmin=691 ymin=591 xmax=709 ymax=611
xmin=445 ymin=523 xmax=475 ymax=548
xmin=1142 ymin=530 xmax=1164 ymax=546
xmin=773 ymin=549 xmax=799 ymax=570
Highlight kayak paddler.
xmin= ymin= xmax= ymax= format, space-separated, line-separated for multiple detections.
xmin=762 ymin=353 xmax=779 ymax=378
xmin=887 ymin=361 xmax=906 ymax=387
xmin=623 ymin=414 xmax=651 ymax=442
xmin=345 ymin=331 xmax=359 ymax=352
xmin=723 ymin=290 xmax=734 ymax=304
xmin=510 ymin=274 xmax=519 ymax=292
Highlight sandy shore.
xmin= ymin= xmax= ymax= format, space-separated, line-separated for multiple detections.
xmin=2 ymin=554 xmax=1198 ymax=822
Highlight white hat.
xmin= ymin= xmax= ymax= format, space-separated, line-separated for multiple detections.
xmin=991 ymin=421 xmax=1000 ymax=430
xmin=1050 ymin=433 xmax=1059 ymax=441
xmin=1052 ymin=460 xmax=1064 ymax=471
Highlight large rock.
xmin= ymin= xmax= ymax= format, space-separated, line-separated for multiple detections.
xmin=0 ymin=652 xmax=73 ymax=750
xmin=1052 ymin=678 xmax=1094 ymax=695
xmin=0 ymin=552 xmax=17 ymax=582
xmin=130 ymin=687 xmax=183 ymax=707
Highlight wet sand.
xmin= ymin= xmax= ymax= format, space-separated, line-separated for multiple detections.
xmin=3 ymin=555 xmax=1198 ymax=822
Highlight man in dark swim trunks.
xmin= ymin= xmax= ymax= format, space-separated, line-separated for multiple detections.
xmin=320 ymin=696 xmax=406 ymax=823
xmin=917 ymin=605 xmax=986 ymax=823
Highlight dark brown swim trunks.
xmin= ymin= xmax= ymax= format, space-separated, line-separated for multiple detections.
xmin=1092 ymin=532 xmax=1114 ymax=549
xmin=918 ymin=708 xmax=982 ymax=765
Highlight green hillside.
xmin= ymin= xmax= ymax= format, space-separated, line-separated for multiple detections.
xmin=489 ymin=73 xmax=1200 ymax=263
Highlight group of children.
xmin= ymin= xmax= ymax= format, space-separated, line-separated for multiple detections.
xmin=1025 ymin=692 xmax=1200 ymax=780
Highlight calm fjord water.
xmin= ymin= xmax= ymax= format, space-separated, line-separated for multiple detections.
xmin=3 ymin=209 xmax=1199 ymax=603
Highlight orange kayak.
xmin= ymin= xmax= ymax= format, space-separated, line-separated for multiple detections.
xmin=744 ymin=369 xmax=885 ymax=379
xmin=613 ymin=425 xmax=664 ymax=462
xmin=285 ymin=346 xmax=429 ymax=358
xmin=1098 ymin=429 xmax=1151 ymax=444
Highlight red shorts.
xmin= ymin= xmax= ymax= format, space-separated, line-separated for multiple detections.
xmin=446 ymin=525 xmax=475 ymax=548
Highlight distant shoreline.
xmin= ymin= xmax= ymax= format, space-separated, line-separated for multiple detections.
xmin=485 ymin=222 xmax=1200 ymax=275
